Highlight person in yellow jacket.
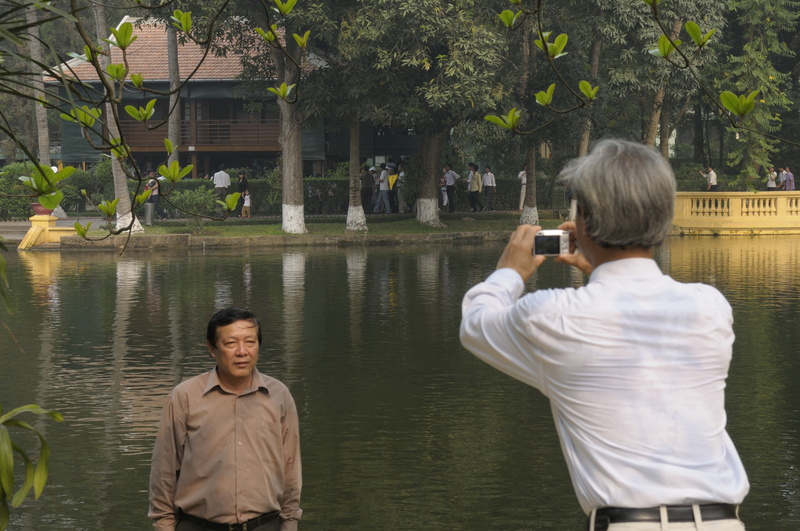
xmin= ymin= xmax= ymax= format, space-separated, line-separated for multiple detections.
xmin=467 ymin=163 xmax=484 ymax=213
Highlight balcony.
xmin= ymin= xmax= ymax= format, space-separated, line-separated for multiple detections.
xmin=673 ymin=191 xmax=800 ymax=235
xmin=118 ymin=118 xmax=281 ymax=152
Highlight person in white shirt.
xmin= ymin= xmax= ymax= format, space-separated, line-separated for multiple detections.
xmin=481 ymin=165 xmax=496 ymax=211
xmin=213 ymin=164 xmax=231 ymax=201
xmin=460 ymin=139 xmax=748 ymax=531
xmin=517 ymin=165 xmax=527 ymax=210
xmin=700 ymin=165 xmax=717 ymax=191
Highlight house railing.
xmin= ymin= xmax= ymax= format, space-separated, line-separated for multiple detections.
xmin=673 ymin=191 xmax=800 ymax=234
xmin=118 ymin=118 xmax=280 ymax=150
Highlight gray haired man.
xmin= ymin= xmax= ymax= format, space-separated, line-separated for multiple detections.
xmin=460 ymin=139 xmax=749 ymax=530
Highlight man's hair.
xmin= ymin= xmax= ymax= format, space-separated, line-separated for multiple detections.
xmin=559 ymin=138 xmax=676 ymax=249
xmin=206 ymin=307 xmax=262 ymax=346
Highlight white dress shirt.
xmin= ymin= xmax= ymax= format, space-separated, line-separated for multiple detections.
xmin=460 ymin=258 xmax=749 ymax=513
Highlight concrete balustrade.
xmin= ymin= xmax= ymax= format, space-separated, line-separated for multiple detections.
xmin=673 ymin=191 xmax=800 ymax=235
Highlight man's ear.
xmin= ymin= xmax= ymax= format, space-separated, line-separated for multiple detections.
xmin=207 ymin=341 xmax=217 ymax=359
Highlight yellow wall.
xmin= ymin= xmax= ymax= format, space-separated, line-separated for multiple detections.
xmin=673 ymin=191 xmax=800 ymax=235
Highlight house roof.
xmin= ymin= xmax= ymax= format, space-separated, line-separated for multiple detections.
xmin=54 ymin=16 xmax=251 ymax=82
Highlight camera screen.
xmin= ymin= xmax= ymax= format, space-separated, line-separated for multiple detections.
xmin=534 ymin=235 xmax=561 ymax=255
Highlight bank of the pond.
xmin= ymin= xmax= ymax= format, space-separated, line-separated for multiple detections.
xmin=3 ymin=212 xmax=562 ymax=250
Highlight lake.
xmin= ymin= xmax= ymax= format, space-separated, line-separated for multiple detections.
xmin=1 ymin=236 xmax=798 ymax=530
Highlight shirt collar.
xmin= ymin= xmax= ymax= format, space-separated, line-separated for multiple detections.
xmin=203 ymin=368 xmax=270 ymax=396
xmin=588 ymin=257 xmax=663 ymax=284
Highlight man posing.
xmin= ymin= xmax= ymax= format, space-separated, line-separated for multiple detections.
xmin=460 ymin=139 xmax=748 ymax=530
xmin=149 ymin=307 xmax=302 ymax=531
xmin=466 ymin=163 xmax=483 ymax=213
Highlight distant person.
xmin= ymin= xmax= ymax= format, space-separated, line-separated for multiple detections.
xmin=387 ymin=163 xmax=399 ymax=214
xmin=700 ymin=165 xmax=717 ymax=191
xmin=439 ymin=171 xmax=449 ymax=210
xmin=481 ymin=165 xmax=496 ymax=211
xmin=360 ymin=165 xmax=374 ymax=214
xmin=461 ymin=139 xmax=748 ymax=531
xmin=518 ymin=165 xmax=527 ymax=211
xmin=466 ymin=163 xmax=483 ymax=213
xmin=145 ymin=178 xmax=167 ymax=218
xmin=213 ymin=164 xmax=231 ymax=201
xmin=149 ymin=307 xmax=302 ymax=531
xmin=767 ymin=166 xmax=777 ymax=191
xmin=241 ymin=189 xmax=252 ymax=219
xmin=443 ymin=164 xmax=460 ymax=213
xmin=372 ymin=164 xmax=391 ymax=215
xmin=237 ymin=171 xmax=249 ymax=214
xmin=777 ymin=167 xmax=787 ymax=190
xmin=784 ymin=166 xmax=795 ymax=191
xmin=397 ymin=164 xmax=408 ymax=213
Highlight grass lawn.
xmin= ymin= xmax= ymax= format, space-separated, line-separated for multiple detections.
xmin=126 ymin=212 xmax=566 ymax=237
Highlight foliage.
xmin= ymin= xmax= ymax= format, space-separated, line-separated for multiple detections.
xmin=0 ymin=404 xmax=63 ymax=531
xmin=168 ymin=187 xmax=217 ymax=233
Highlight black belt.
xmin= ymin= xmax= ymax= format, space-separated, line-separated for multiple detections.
xmin=590 ymin=504 xmax=738 ymax=530
xmin=178 ymin=510 xmax=279 ymax=531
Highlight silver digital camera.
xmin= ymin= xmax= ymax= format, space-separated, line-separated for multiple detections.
xmin=533 ymin=229 xmax=570 ymax=256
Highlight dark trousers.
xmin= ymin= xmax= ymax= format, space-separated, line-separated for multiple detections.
xmin=446 ymin=185 xmax=456 ymax=213
xmin=468 ymin=191 xmax=483 ymax=212
xmin=484 ymin=186 xmax=494 ymax=210
xmin=361 ymin=187 xmax=373 ymax=213
xmin=177 ymin=514 xmax=280 ymax=531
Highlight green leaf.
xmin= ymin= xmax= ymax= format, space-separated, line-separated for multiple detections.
xmin=274 ymin=0 xmax=297 ymax=15
xmin=106 ymin=63 xmax=127 ymax=81
xmin=157 ymin=160 xmax=194 ymax=182
xmin=74 ymin=221 xmax=92 ymax=237
xmin=32 ymin=437 xmax=50 ymax=499
xmin=135 ymin=190 xmax=152 ymax=205
xmin=0 ymin=425 xmax=13 ymax=498
xmin=131 ymin=73 xmax=144 ymax=88
xmin=223 ymin=193 xmax=241 ymax=211
xmin=9 ymin=445 xmax=33 ymax=508
xmin=97 ymin=197 xmax=120 ymax=218
xmin=535 ymin=84 xmax=556 ymax=106
xmin=292 ymin=30 xmax=311 ymax=48
xmin=497 ymin=10 xmax=520 ymax=28
xmin=171 ymin=10 xmax=193 ymax=33
xmin=720 ymin=91 xmax=741 ymax=115
xmin=484 ymin=107 xmax=521 ymax=130
xmin=38 ymin=191 xmax=63 ymax=210
xmin=110 ymin=140 xmax=130 ymax=161
xmin=579 ymin=80 xmax=599 ymax=100
xmin=651 ymin=34 xmax=681 ymax=59
xmin=549 ymin=33 xmax=568 ymax=59
xmin=267 ymin=82 xmax=295 ymax=101
xmin=255 ymin=26 xmax=278 ymax=43
xmin=62 ymin=106 xmax=101 ymax=128
xmin=107 ymin=22 xmax=137 ymax=50
xmin=684 ymin=21 xmax=702 ymax=47
xmin=164 ymin=139 xmax=176 ymax=154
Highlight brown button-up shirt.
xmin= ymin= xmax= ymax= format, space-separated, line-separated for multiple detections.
xmin=148 ymin=369 xmax=302 ymax=531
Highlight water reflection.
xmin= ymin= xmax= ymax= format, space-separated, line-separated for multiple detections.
xmin=1 ymin=238 xmax=798 ymax=530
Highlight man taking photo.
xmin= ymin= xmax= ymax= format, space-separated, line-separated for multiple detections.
xmin=460 ymin=139 xmax=749 ymax=530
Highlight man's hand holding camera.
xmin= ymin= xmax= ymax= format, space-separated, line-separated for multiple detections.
xmin=497 ymin=224 xmax=593 ymax=282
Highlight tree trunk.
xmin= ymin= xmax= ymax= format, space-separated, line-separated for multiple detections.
xmin=520 ymin=135 xmax=539 ymax=225
xmin=346 ymin=118 xmax=367 ymax=232
xmin=644 ymin=86 xmax=665 ymax=147
xmin=415 ymin=127 xmax=446 ymax=227
xmin=26 ymin=5 xmax=50 ymax=167
xmin=94 ymin=3 xmax=142 ymax=232
xmin=659 ymin=96 xmax=671 ymax=158
xmin=578 ymin=38 xmax=602 ymax=157
xmin=693 ymin=103 xmax=705 ymax=163
xmin=277 ymin=97 xmax=306 ymax=233
xmin=267 ymin=30 xmax=306 ymax=234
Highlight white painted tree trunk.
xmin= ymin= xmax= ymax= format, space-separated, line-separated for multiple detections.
xmin=416 ymin=198 xmax=444 ymax=228
xmin=282 ymin=204 xmax=306 ymax=234
xmin=519 ymin=205 xmax=539 ymax=226
xmin=346 ymin=205 xmax=367 ymax=232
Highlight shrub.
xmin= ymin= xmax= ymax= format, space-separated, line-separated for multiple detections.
xmin=168 ymin=187 xmax=217 ymax=233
